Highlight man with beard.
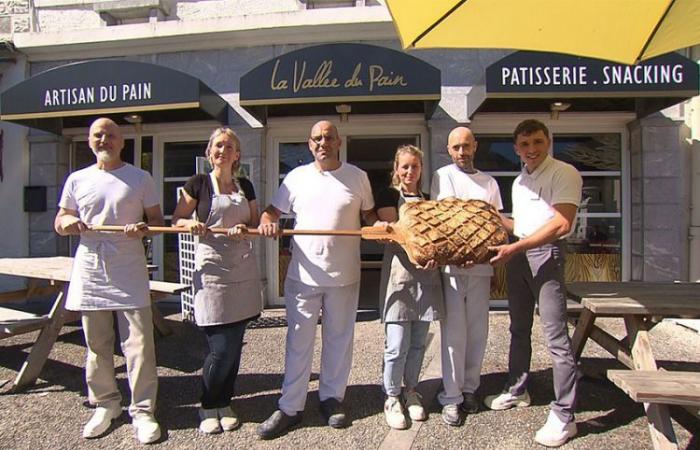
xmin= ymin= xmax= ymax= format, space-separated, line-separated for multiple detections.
xmin=430 ymin=126 xmax=503 ymax=426
xmin=55 ymin=117 xmax=164 ymax=444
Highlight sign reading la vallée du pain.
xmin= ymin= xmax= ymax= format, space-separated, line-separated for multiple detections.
xmin=1 ymin=60 xmax=202 ymax=116
xmin=240 ymin=43 xmax=441 ymax=102
xmin=486 ymin=51 xmax=699 ymax=94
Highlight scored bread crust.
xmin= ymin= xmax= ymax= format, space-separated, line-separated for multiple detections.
xmin=398 ymin=198 xmax=508 ymax=267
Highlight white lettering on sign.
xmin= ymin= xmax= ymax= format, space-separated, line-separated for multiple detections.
xmin=602 ymin=64 xmax=683 ymax=85
xmin=42 ymin=82 xmax=153 ymax=107
xmin=43 ymin=87 xmax=96 ymax=106
xmin=501 ymin=66 xmax=588 ymax=86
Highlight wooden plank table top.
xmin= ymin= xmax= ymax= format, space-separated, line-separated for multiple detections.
xmin=567 ymin=281 xmax=700 ymax=318
xmin=0 ymin=256 xmax=73 ymax=282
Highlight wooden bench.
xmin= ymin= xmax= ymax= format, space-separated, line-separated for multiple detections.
xmin=148 ymin=280 xmax=189 ymax=337
xmin=608 ymin=370 xmax=700 ymax=408
xmin=608 ymin=369 xmax=700 ymax=448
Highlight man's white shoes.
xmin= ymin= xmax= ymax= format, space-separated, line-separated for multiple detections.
xmin=535 ymin=411 xmax=577 ymax=447
xmin=132 ymin=413 xmax=161 ymax=444
xmin=484 ymin=390 xmax=531 ymax=410
xmin=82 ymin=404 xmax=122 ymax=438
xmin=384 ymin=396 xmax=408 ymax=430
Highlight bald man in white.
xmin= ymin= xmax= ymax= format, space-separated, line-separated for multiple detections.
xmin=256 ymin=120 xmax=379 ymax=439
xmin=430 ymin=127 xmax=503 ymax=426
xmin=55 ymin=117 xmax=164 ymax=444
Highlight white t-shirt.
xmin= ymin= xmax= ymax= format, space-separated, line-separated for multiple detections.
xmin=512 ymin=155 xmax=582 ymax=239
xmin=59 ymin=163 xmax=160 ymax=310
xmin=430 ymin=164 xmax=503 ymax=277
xmin=273 ymin=162 xmax=374 ymax=287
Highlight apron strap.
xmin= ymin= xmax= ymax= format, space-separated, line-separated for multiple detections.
xmin=209 ymin=171 xmax=221 ymax=196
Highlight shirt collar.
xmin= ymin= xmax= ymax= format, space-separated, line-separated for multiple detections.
xmin=522 ymin=155 xmax=553 ymax=180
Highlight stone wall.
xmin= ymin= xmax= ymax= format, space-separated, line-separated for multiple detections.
xmin=0 ymin=0 xmax=30 ymax=36
xmin=629 ymin=115 xmax=691 ymax=281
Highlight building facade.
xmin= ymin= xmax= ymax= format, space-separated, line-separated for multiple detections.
xmin=0 ymin=1 xmax=698 ymax=307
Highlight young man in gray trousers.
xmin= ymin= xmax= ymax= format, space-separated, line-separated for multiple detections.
xmin=486 ymin=119 xmax=582 ymax=448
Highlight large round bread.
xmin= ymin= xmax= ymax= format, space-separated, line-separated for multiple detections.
xmin=398 ymin=198 xmax=508 ymax=267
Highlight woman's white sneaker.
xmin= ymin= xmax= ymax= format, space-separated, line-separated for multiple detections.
xmin=534 ymin=411 xmax=577 ymax=447
xmin=217 ymin=406 xmax=240 ymax=431
xmin=198 ymin=408 xmax=222 ymax=434
xmin=384 ymin=396 xmax=408 ymax=430
xmin=403 ymin=390 xmax=427 ymax=421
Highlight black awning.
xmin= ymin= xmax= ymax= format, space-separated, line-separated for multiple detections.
xmin=0 ymin=60 xmax=228 ymax=134
xmin=240 ymin=43 xmax=441 ymax=123
xmin=468 ymin=51 xmax=699 ymax=118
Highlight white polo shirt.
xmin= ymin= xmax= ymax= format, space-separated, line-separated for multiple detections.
xmin=273 ymin=162 xmax=374 ymax=287
xmin=512 ymin=155 xmax=582 ymax=239
xmin=430 ymin=164 xmax=503 ymax=277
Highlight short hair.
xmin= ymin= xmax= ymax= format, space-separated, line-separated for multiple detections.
xmin=513 ymin=119 xmax=549 ymax=141
xmin=390 ymin=144 xmax=424 ymax=189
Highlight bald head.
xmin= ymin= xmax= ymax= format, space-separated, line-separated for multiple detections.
xmin=88 ymin=117 xmax=124 ymax=167
xmin=447 ymin=126 xmax=477 ymax=173
xmin=308 ymin=120 xmax=341 ymax=169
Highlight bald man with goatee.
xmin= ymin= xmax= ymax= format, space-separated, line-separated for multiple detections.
xmin=55 ymin=117 xmax=164 ymax=444
xmin=256 ymin=120 xmax=380 ymax=439
xmin=430 ymin=126 xmax=503 ymax=426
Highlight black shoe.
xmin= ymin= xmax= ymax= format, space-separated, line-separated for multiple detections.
xmin=256 ymin=410 xmax=302 ymax=439
xmin=461 ymin=393 xmax=480 ymax=414
xmin=441 ymin=404 xmax=463 ymax=427
xmin=319 ymin=398 xmax=348 ymax=428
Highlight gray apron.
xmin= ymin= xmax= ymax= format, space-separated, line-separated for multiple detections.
xmin=193 ymin=173 xmax=262 ymax=326
xmin=379 ymin=192 xmax=444 ymax=323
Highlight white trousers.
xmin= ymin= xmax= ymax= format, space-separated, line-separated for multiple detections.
xmin=438 ymin=274 xmax=491 ymax=406
xmin=278 ymin=278 xmax=360 ymax=415
xmin=82 ymin=307 xmax=158 ymax=417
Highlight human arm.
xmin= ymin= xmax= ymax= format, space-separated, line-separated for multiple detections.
xmin=171 ymin=190 xmax=208 ymax=235
xmin=258 ymin=205 xmax=282 ymax=237
xmin=54 ymin=208 xmax=88 ymax=236
xmin=489 ymin=203 xmax=577 ymax=266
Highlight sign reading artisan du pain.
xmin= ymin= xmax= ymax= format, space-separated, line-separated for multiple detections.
xmin=240 ymin=43 xmax=441 ymax=103
xmin=486 ymin=51 xmax=699 ymax=94
xmin=1 ymin=60 xmax=204 ymax=117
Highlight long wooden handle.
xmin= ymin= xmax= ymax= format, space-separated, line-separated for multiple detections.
xmin=89 ymin=225 xmax=365 ymax=237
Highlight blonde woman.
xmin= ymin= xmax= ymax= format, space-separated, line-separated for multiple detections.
xmin=376 ymin=145 xmax=444 ymax=429
xmin=172 ymin=127 xmax=262 ymax=434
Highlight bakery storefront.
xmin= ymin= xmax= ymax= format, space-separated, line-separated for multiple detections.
xmin=2 ymin=44 xmax=698 ymax=308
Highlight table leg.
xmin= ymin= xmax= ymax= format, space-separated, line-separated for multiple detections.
xmin=571 ymin=308 xmax=595 ymax=360
xmin=625 ymin=315 xmax=678 ymax=450
xmin=12 ymin=285 xmax=69 ymax=392
xmin=150 ymin=295 xmax=172 ymax=337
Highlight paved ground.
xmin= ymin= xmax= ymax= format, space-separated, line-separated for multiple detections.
xmin=0 ymin=304 xmax=699 ymax=449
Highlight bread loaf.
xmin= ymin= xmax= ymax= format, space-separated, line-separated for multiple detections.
xmin=398 ymin=198 xmax=508 ymax=267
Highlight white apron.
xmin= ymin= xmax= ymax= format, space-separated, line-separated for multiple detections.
xmin=66 ymin=235 xmax=150 ymax=311
xmin=378 ymin=192 xmax=444 ymax=323
xmin=193 ymin=173 xmax=262 ymax=326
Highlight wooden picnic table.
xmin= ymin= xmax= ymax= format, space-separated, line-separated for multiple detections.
xmin=0 ymin=256 xmax=188 ymax=392
xmin=567 ymin=281 xmax=700 ymax=450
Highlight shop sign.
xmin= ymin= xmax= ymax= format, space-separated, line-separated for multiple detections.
xmin=486 ymin=51 xmax=698 ymax=95
xmin=240 ymin=43 xmax=441 ymax=104
xmin=1 ymin=60 xmax=204 ymax=117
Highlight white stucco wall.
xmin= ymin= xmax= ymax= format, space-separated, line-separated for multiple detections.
xmin=0 ymin=55 xmax=29 ymax=291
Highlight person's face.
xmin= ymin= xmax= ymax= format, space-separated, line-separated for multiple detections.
xmin=396 ymin=152 xmax=422 ymax=191
xmin=514 ymin=129 xmax=550 ymax=172
xmin=309 ymin=122 xmax=341 ymax=163
xmin=447 ymin=130 xmax=477 ymax=171
xmin=208 ymin=133 xmax=240 ymax=169
xmin=88 ymin=119 xmax=124 ymax=163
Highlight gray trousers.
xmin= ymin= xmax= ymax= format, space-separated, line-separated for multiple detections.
xmin=506 ymin=243 xmax=577 ymax=422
